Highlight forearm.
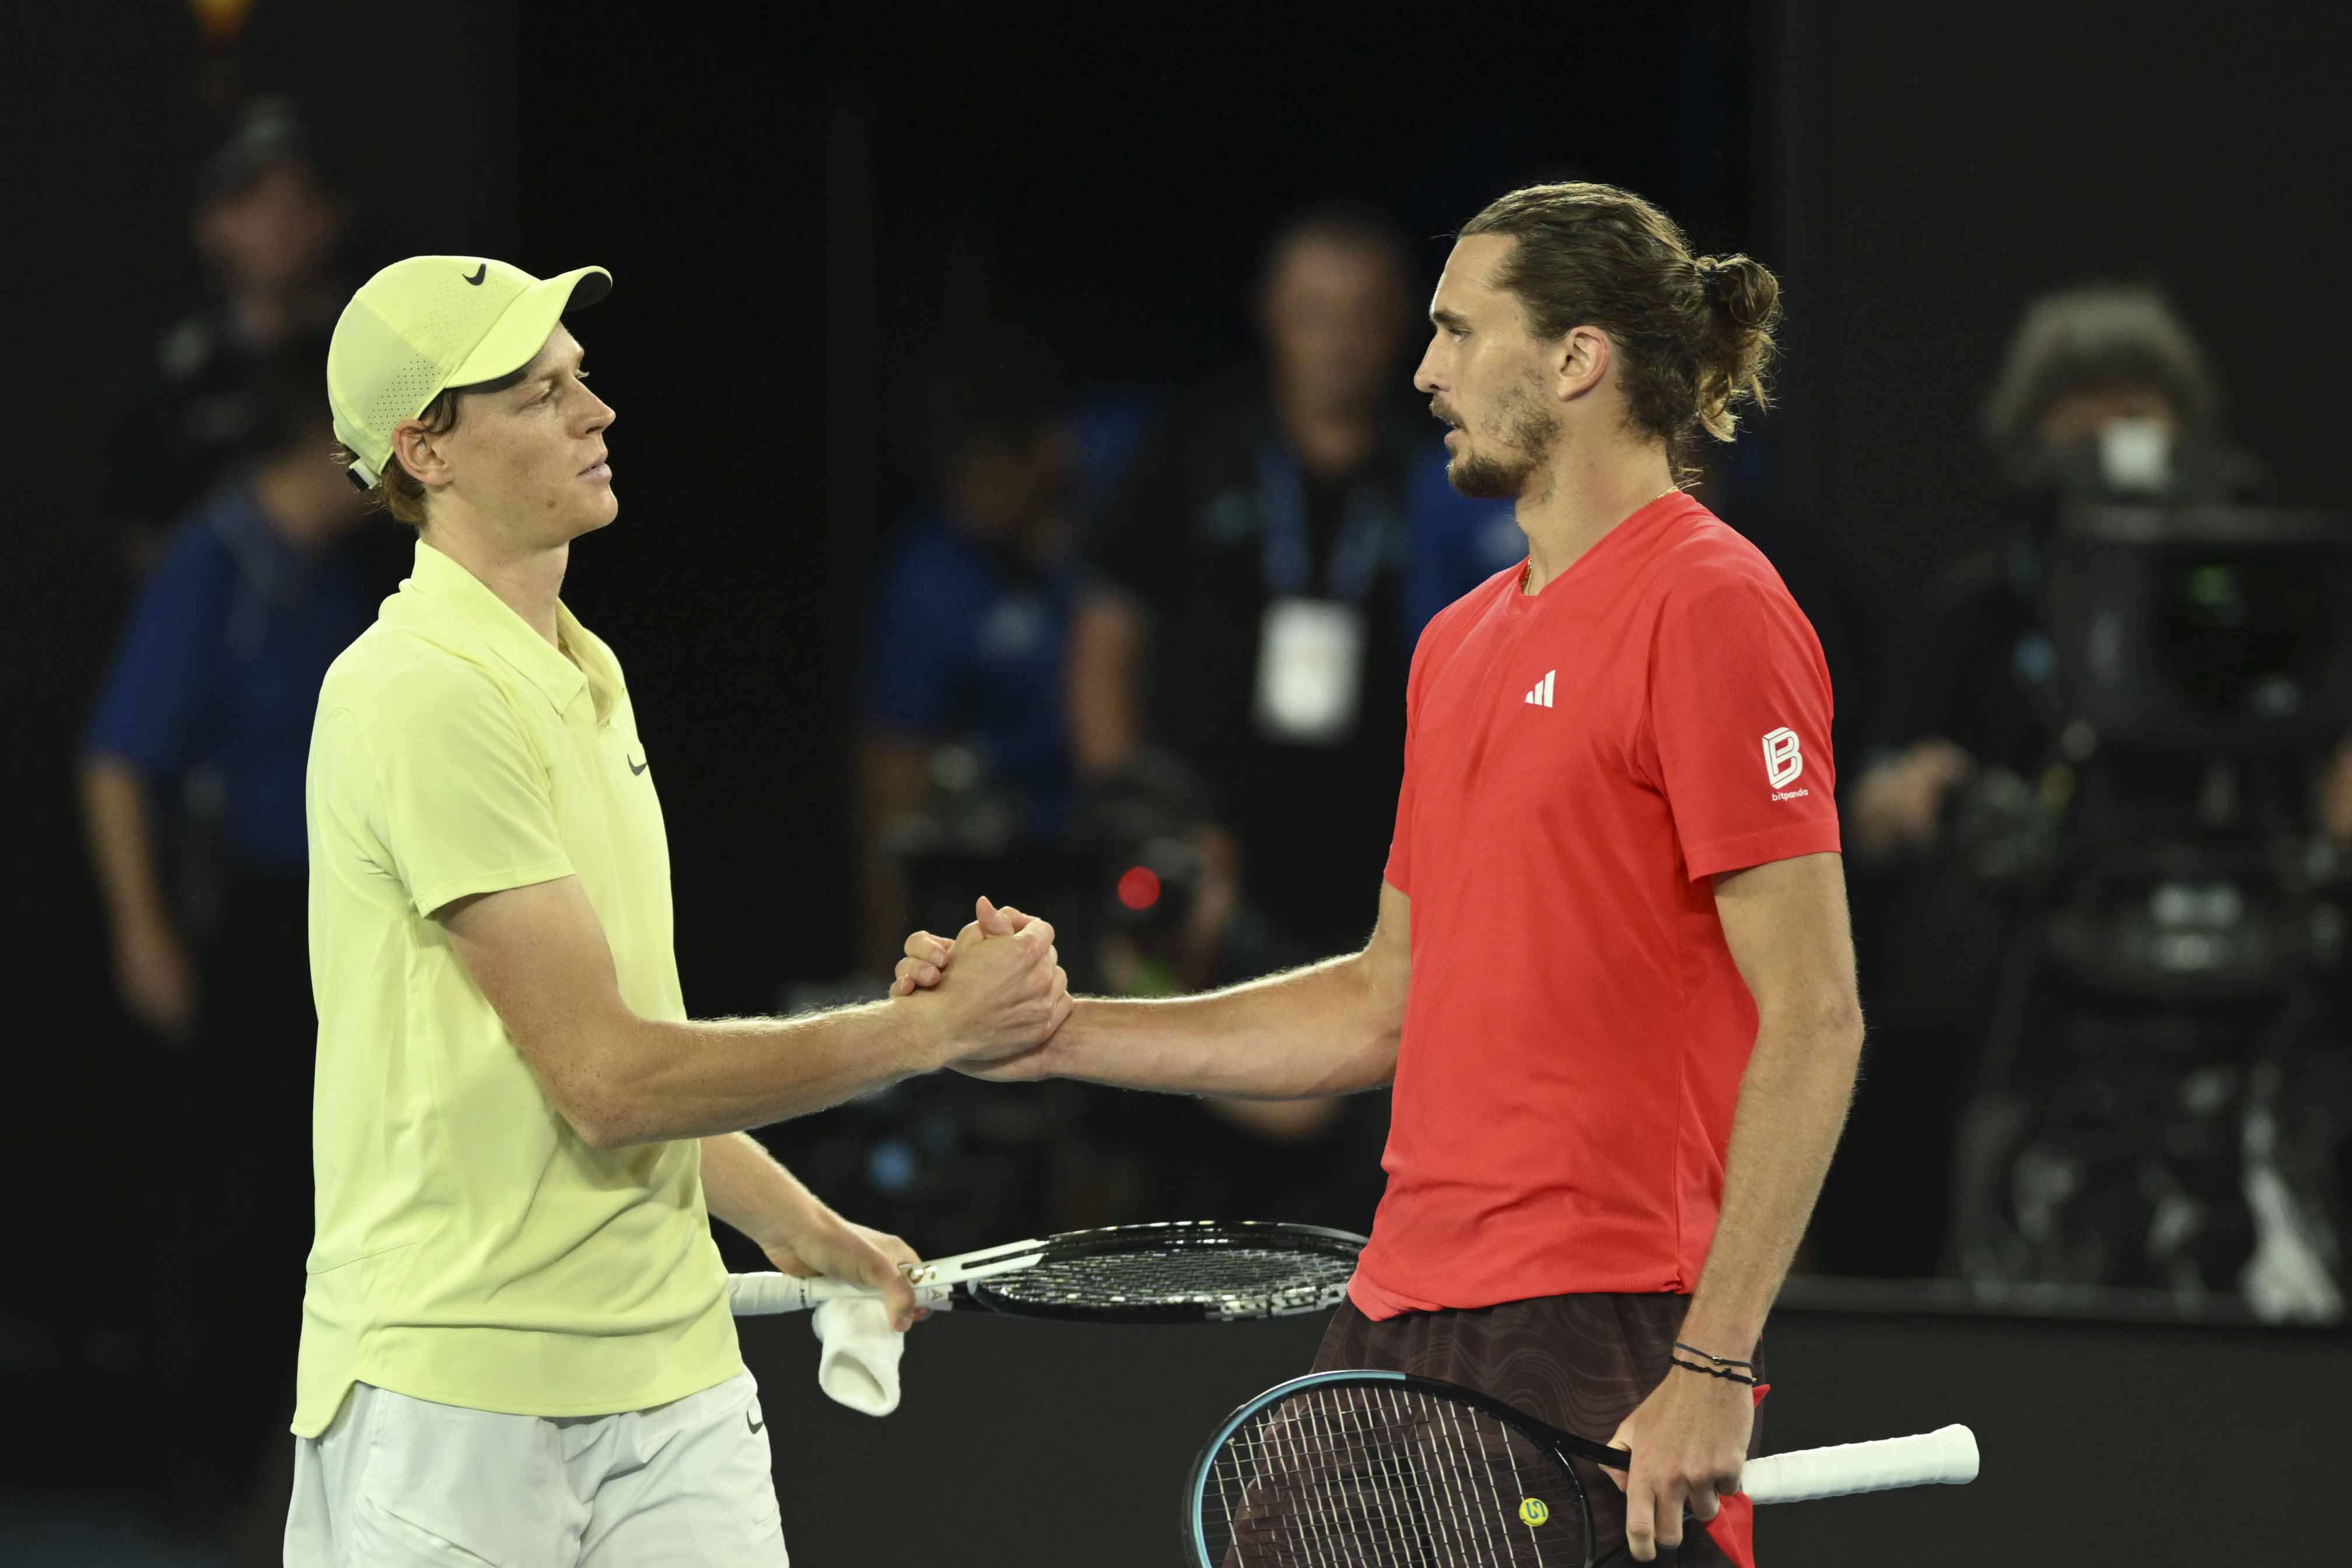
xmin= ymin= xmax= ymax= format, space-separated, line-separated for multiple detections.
xmin=1679 ymin=1009 xmax=1865 ymax=1359
xmin=79 ymin=759 xmax=173 ymax=930
xmin=698 ymin=1130 xmax=824 ymax=1248
xmin=590 ymin=997 xmax=953 ymax=1148
xmin=1052 ymin=953 xmax=1399 ymax=1099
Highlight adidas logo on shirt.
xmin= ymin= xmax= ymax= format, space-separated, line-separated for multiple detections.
xmin=1524 ymin=670 xmax=1556 ymax=708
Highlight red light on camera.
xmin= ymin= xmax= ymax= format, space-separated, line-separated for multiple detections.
xmin=1116 ymin=866 xmax=1162 ymax=911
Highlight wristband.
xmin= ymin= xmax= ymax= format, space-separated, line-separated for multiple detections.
xmin=1672 ymin=1340 xmax=1755 ymax=1371
xmin=1671 ymin=1354 xmax=1759 ymax=1387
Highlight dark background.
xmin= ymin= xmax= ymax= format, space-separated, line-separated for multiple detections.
xmin=9 ymin=2 xmax=2352 ymax=1560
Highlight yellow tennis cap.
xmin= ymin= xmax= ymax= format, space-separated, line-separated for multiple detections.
xmin=327 ymin=256 xmax=611 ymax=487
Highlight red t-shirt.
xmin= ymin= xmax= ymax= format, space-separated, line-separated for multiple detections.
xmin=1352 ymin=492 xmax=1840 ymax=1316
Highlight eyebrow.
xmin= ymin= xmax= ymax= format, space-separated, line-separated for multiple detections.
xmin=1430 ymin=307 xmax=1471 ymax=331
xmin=525 ymin=347 xmax=586 ymax=388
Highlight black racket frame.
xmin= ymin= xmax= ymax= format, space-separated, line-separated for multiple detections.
xmin=964 ymin=1219 xmax=1367 ymax=1324
xmin=1186 ymin=1368 xmax=1637 ymax=1568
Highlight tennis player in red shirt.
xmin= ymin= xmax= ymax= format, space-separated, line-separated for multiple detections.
xmin=898 ymin=182 xmax=1861 ymax=1566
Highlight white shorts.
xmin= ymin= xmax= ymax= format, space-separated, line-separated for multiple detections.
xmin=283 ymin=1368 xmax=787 ymax=1566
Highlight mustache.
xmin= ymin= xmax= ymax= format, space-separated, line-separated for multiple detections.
xmin=1429 ymin=401 xmax=1458 ymax=425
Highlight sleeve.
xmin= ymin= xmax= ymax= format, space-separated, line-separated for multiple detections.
xmin=864 ymin=539 xmax=961 ymax=737
xmin=1383 ymin=621 xmax=1434 ymax=897
xmin=1648 ymin=572 xmax=1842 ymax=881
xmin=332 ymin=663 xmax=576 ymax=918
xmin=83 ymin=528 xmax=225 ymax=775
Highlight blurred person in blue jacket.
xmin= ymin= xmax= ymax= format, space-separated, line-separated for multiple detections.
xmin=78 ymin=334 xmax=375 ymax=1532
xmin=859 ymin=331 xmax=1085 ymax=975
xmin=103 ymin=97 xmax=350 ymax=573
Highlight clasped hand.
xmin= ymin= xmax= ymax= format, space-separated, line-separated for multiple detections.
xmin=890 ymin=896 xmax=1072 ymax=1072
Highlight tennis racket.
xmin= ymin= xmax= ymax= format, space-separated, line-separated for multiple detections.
xmin=1186 ymin=1370 xmax=1978 ymax=1567
xmin=727 ymin=1220 xmax=1365 ymax=1324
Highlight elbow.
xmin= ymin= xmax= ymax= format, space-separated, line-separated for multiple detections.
xmin=1804 ymin=1000 xmax=1867 ymax=1060
xmin=551 ymin=1077 xmax=630 ymax=1150
xmin=1754 ymin=992 xmax=1864 ymax=1062
xmin=568 ymin=1112 xmax=623 ymax=1152
xmin=541 ymin=1017 xmax=654 ymax=1151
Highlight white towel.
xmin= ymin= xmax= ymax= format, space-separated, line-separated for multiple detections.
xmin=810 ymin=1296 xmax=905 ymax=1416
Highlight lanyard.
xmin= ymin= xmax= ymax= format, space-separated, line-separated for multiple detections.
xmin=1256 ymin=440 xmax=1400 ymax=606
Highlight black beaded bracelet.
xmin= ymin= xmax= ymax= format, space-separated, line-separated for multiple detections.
xmin=1672 ymin=1340 xmax=1755 ymax=1371
xmin=1671 ymin=1355 xmax=1759 ymax=1387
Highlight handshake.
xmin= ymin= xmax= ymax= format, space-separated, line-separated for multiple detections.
xmin=886 ymin=895 xmax=1074 ymax=1080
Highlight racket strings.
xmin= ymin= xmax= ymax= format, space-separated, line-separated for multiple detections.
xmin=1200 ymin=1385 xmax=1583 ymax=1566
xmin=975 ymin=1244 xmax=1357 ymax=1315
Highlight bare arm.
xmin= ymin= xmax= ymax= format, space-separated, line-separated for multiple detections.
xmin=80 ymin=759 xmax=173 ymax=935
xmin=698 ymin=1130 xmax=836 ymax=1250
xmin=79 ymin=757 xmax=197 ymax=1034
xmin=1608 ymin=850 xmax=1865 ymax=1560
xmin=698 ymin=1130 xmax=930 ymax=1330
xmin=441 ymin=877 xmax=1066 ymax=1149
xmin=1066 ymin=592 xmax=1147 ymax=775
xmin=915 ymin=880 xmax=1411 ymax=1100
xmin=1679 ymin=851 xmax=1866 ymax=1357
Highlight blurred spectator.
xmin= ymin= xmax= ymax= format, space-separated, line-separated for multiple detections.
xmin=103 ymin=97 xmax=348 ymax=572
xmin=78 ymin=334 xmax=375 ymax=1533
xmin=1070 ymin=201 xmax=1521 ymax=978
xmin=1065 ymin=202 xmax=1521 ymax=1225
xmin=860 ymin=330 xmax=1083 ymax=977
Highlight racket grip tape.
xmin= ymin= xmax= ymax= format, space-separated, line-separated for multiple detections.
xmin=725 ymin=1272 xmax=952 ymax=1316
xmin=1741 ymin=1424 xmax=1979 ymax=1504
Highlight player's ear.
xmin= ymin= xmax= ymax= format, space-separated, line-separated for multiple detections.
xmin=392 ymin=419 xmax=454 ymax=491
xmin=1555 ymin=324 xmax=1611 ymax=403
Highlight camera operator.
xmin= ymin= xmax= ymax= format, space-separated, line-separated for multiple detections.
xmin=1854 ymin=286 xmax=2241 ymax=860
xmin=1849 ymin=286 xmax=2348 ymax=1314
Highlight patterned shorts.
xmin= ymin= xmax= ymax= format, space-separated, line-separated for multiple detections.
xmin=1310 ymin=1294 xmax=1763 ymax=1566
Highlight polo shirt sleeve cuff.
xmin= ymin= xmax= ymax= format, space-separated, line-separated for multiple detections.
xmin=1682 ymin=822 xmax=1842 ymax=883
xmin=410 ymin=858 xmax=579 ymax=921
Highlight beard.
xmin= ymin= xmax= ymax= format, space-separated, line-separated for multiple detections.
xmin=1444 ymin=379 xmax=1559 ymax=499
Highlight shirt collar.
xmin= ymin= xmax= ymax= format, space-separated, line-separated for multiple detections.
xmin=401 ymin=540 xmax=594 ymax=716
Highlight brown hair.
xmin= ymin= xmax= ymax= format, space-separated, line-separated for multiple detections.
xmin=334 ymin=363 xmax=530 ymax=529
xmin=1458 ymin=182 xmax=1781 ymax=474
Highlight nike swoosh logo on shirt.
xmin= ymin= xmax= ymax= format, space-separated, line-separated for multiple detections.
xmin=629 ymin=755 xmax=649 ymax=776
xmin=747 ymin=1410 xmax=765 ymax=1434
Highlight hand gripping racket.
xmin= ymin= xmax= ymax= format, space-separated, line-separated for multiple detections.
xmin=727 ymin=1219 xmax=1366 ymax=1324
xmin=1186 ymin=1370 xmax=1978 ymax=1567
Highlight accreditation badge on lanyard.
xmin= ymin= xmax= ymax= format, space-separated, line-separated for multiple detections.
xmin=1249 ymin=442 xmax=1396 ymax=746
xmin=1256 ymin=598 xmax=1367 ymax=744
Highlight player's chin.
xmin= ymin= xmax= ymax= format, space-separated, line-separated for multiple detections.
xmin=575 ymin=487 xmax=620 ymax=530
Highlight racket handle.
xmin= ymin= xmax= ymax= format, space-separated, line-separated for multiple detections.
xmin=1741 ymin=1423 xmax=1978 ymax=1504
xmin=724 ymin=1272 xmax=951 ymax=1316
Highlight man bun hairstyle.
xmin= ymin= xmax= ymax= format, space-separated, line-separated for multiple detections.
xmin=1460 ymin=182 xmax=1782 ymax=474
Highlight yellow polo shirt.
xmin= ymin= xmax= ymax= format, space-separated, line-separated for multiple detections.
xmin=294 ymin=540 xmax=737 ymax=1437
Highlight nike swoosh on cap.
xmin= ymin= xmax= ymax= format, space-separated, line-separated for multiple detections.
xmin=462 ymin=262 xmax=486 ymax=285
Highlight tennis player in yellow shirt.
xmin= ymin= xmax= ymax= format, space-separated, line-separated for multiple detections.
xmin=290 ymin=257 xmax=1068 ymax=1564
